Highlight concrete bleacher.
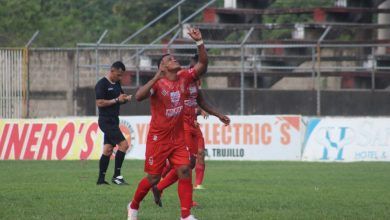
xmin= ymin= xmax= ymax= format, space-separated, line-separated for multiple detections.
xmin=164 ymin=0 xmax=390 ymax=90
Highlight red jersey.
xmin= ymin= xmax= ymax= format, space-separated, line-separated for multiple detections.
xmin=183 ymin=81 xmax=199 ymax=129
xmin=147 ymin=68 xmax=197 ymax=144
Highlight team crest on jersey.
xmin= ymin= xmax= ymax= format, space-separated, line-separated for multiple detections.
xmin=170 ymin=91 xmax=181 ymax=105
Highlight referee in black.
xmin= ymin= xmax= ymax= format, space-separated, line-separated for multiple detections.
xmin=95 ymin=61 xmax=132 ymax=185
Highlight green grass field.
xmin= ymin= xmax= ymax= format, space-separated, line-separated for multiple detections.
xmin=1 ymin=160 xmax=390 ymax=220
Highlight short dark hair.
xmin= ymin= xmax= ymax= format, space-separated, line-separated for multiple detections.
xmin=157 ymin=54 xmax=170 ymax=68
xmin=191 ymin=54 xmax=198 ymax=62
xmin=111 ymin=61 xmax=126 ymax=71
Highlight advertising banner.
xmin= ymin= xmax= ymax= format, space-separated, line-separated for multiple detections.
xmin=0 ymin=118 xmax=102 ymax=160
xmin=196 ymin=115 xmax=302 ymax=160
xmin=0 ymin=115 xmax=302 ymax=161
xmin=302 ymin=117 xmax=390 ymax=162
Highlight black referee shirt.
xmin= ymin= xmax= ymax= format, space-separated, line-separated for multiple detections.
xmin=95 ymin=77 xmax=123 ymax=117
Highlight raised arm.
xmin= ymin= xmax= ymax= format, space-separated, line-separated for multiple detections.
xmin=196 ymin=91 xmax=230 ymax=126
xmin=188 ymin=28 xmax=208 ymax=78
xmin=135 ymin=70 xmax=163 ymax=101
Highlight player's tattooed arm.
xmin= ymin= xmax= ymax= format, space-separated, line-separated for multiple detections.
xmin=188 ymin=27 xmax=208 ymax=78
xmin=196 ymin=91 xmax=230 ymax=126
xmin=135 ymin=69 xmax=163 ymax=101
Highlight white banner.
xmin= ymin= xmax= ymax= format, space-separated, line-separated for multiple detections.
xmin=121 ymin=115 xmax=302 ymax=161
xmin=302 ymin=117 xmax=390 ymax=162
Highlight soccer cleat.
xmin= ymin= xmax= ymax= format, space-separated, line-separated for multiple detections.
xmin=96 ymin=179 xmax=110 ymax=185
xmin=180 ymin=215 xmax=198 ymax=220
xmin=194 ymin=185 xmax=205 ymax=190
xmin=151 ymin=185 xmax=163 ymax=207
xmin=112 ymin=176 xmax=129 ymax=185
xmin=127 ymin=203 xmax=138 ymax=220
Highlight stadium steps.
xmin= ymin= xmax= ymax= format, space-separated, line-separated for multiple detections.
xmin=203 ymin=6 xmax=390 ymax=23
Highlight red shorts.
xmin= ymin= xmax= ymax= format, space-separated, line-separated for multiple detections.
xmin=144 ymin=140 xmax=191 ymax=175
xmin=185 ymin=126 xmax=205 ymax=155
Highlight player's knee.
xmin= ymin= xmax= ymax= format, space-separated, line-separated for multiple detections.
xmin=177 ymin=165 xmax=191 ymax=178
xmin=147 ymin=174 xmax=161 ymax=185
xmin=118 ymin=141 xmax=129 ymax=152
xmin=198 ymin=150 xmax=205 ymax=157
xmin=103 ymin=148 xmax=113 ymax=156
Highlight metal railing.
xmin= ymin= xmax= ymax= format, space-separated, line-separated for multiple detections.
xmin=75 ymin=41 xmax=390 ymax=116
xmin=0 ymin=48 xmax=28 ymax=118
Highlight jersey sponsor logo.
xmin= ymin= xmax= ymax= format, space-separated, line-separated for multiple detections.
xmin=108 ymin=88 xmax=114 ymax=91
xmin=165 ymin=106 xmax=183 ymax=117
xmin=170 ymin=91 xmax=181 ymax=106
xmin=184 ymin=99 xmax=197 ymax=107
xmin=189 ymin=85 xmax=197 ymax=94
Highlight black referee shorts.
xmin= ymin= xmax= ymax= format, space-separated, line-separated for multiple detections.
xmin=98 ymin=116 xmax=126 ymax=146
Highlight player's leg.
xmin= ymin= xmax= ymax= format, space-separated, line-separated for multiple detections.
xmin=171 ymin=145 xmax=196 ymax=219
xmin=128 ymin=173 xmax=160 ymax=220
xmin=97 ymin=134 xmax=114 ymax=185
xmin=97 ymin=117 xmax=115 ymax=184
xmin=112 ymin=138 xmax=129 ymax=184
xmin=156 ymin=165 xmax=178 ymax=192
xmin=127 ymin=142 xmax=168 ymax=219
xmin=195 ymin=131 xmax=206 ymax=189
xmin=107 ymin=119 xmax=129 ymax=185
xmin=161 ymin=159 xmax=171 ymax=178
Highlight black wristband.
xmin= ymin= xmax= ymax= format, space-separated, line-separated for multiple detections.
xmin=115 ymin=98 xmax=120 ymax=104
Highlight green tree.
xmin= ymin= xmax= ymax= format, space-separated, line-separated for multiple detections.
xmin=0 ymin=0 xmax=213 ymax=47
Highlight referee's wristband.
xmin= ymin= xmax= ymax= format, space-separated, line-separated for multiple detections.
xmin=196 ymin=40 xmax=204 ymax=46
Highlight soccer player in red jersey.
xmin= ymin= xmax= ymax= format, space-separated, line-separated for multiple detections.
xmin=194 ymin=91 xmax=231 ymax=190
xmin=189 ymin=55 xmax=230 ymax=190
xmin=153 ymin=55 xmax=230 ymax=207
xmin=127 ymin=28 xmax=207 ymax=220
